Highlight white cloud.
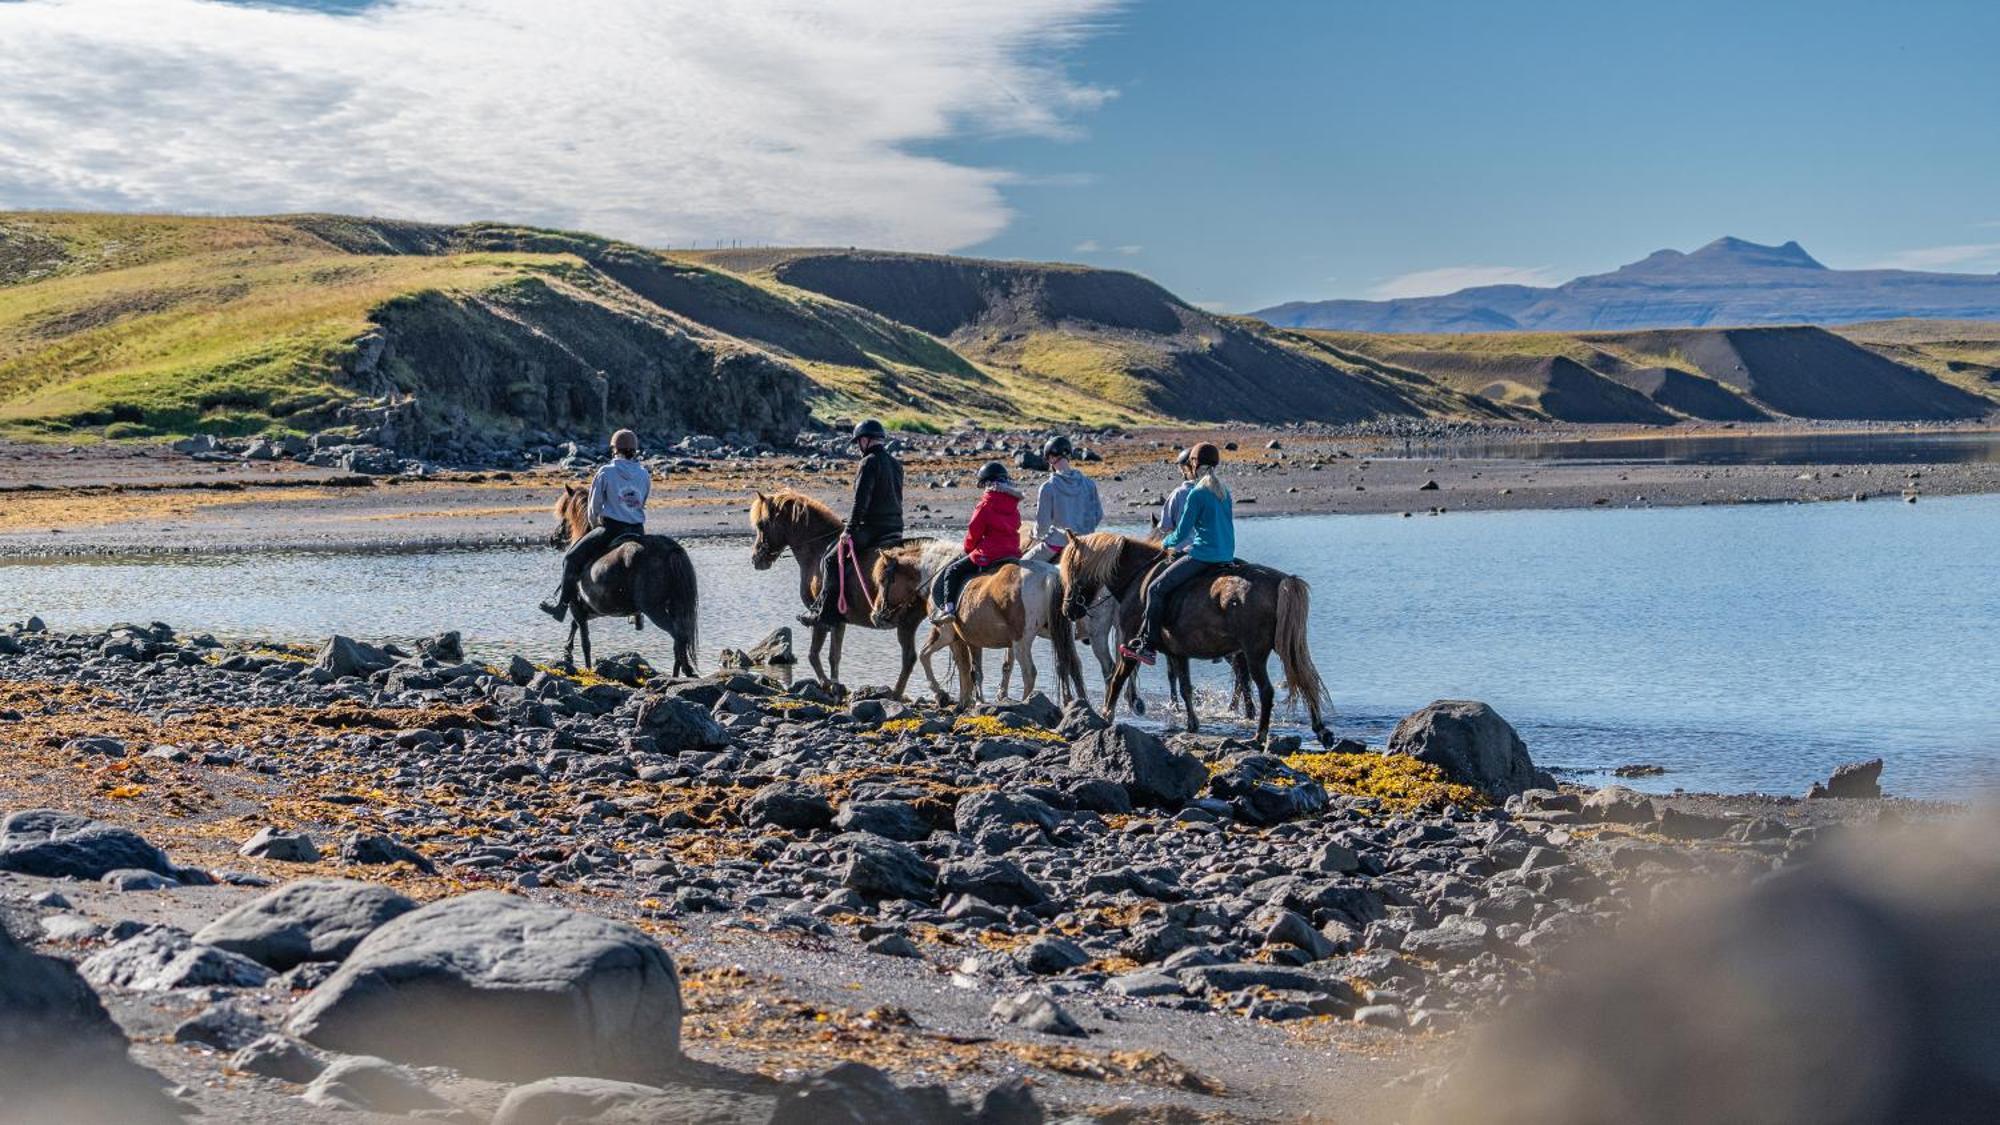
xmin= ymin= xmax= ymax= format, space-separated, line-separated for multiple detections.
xmin=1865 ymin=242 xmax=2000 ymax=271
xmin=1368 ymin=264 xmax=1558 ymax=300
xmin=1072 ymin=239 xmax=1102 ymax=252
xmin=1114 ymin=244 xmax=1142 ymax=255
xmin=0 ymin=0 xmax=1119 ymax=250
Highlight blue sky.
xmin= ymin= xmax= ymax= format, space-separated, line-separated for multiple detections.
xmin=3 ymin=0 xmax=1996 ymax=312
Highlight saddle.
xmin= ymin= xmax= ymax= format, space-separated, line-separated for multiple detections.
xmin=1137 ymin=557 xmax=1242 ymax=600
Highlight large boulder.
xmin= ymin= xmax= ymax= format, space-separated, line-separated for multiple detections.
xmin=1386 ymin=701 xmax=1552 ymax=799
xmin=0 ymin=925 xmax=183 ymax=1124
xmin=287 ymin=891 xmax=682 ymax=1081
xmin=632 ymin=694 xmax=730 ymax=752
xmin=193 ymin=880 xmax=418 ymax=971
xmin=1807 ymin=758 xmax=1883 ymax=799
xmin=1068 ymin=724 xmax=1207 ymax=808
xmin=0 ymin=809 xmax=181 ymax=881
xmin=743 ymin=781 xmax=834 ymax=831
xmin=312 ymin=635 xmax=396 ymax=679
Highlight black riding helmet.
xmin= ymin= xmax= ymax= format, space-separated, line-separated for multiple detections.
xmin=977 ymin=460 xmax=1011 ymax=485
xmin=1042 ymin=434 xmax=1072 ymax=461
xmin=852 ymin=418 xmax=887 ymax=443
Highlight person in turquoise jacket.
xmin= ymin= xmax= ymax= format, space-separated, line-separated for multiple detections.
xmin=1122 ymin=441 xmax=1233 ymax=666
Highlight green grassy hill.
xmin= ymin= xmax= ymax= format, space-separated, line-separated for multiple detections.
xmin=5 ymin=213 xmax=1983 ymax=449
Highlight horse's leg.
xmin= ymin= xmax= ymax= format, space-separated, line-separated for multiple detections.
xmin=951 ymin=640 xmax=977 ymax=710
xmin=808 ymin=623 xmax=830 ymax=685
xmin=578 ymin=615 xmax=593 ymax=673
xmin=1247 ymin=648 xmax=1277 ymax=745
xmin=894 ymin=618 xmax=919 ymax=700
xmin=1014 ymin=633 xmax=1036 ymax=703
xmin=828 ymin=622 xmax=846 ymax=690
xmin=563 ymin=619 xmax=578 ymax=673
xmin=998 ymin=644 xmax=1015 ymax=702
xmin=1102 ymin=657 xmax=1135 ymax=725
xmin=917 ymin=625 xmax=952 ymax=702
xmin=1169 ymin=655 xmax=1197 ymax=733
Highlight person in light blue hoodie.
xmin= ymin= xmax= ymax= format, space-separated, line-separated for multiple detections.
xmin=1158 ymin=447 xmax=1194 ymax=536
xmin=1122 ymin=441 xmax=1233 ymax=666
xmin=542 ymin=429 xmax=650 ymax=621
xmin=1032 ymin=434 xmax=1103 ymax=560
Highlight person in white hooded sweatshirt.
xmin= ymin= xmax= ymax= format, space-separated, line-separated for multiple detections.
xmin=541 ymin=429 xmax=651 ymax=621
xmin=1033 ymin=434 xmax=1103 ymax=561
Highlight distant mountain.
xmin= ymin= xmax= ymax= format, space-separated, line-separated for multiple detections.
xmin=1255 ymin=237 xmax=2000 ymax=332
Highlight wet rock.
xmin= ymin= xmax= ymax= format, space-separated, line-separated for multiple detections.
xmin=833 ymin=799 xmax=930 ymax=842
xmin=593 ymin=651 xmax=654 ymax=686
xmin=990 ymin=990 xmax=1086 ymax=1037
xmin=0 ymin=925 xmax=183 ymax=1123
xmin=302 ymin=1054 xmax=449 ymax=1113
xmin=506 ymin=655 xmax=538 ymax=686
xmin=81 ymin=929 xmax=273 ymax=992
xmin=1387 ymin=700 xmax=1552 ymax=798
xmin=745 ymin=627 xmax=796 ymax=666
xmin=1070 ymin=723 xmax=1207 ymax=808
xmin=0 ymin=809 xmax=181 ymax=881
xmin=288 ymin=891 xmax=682 ymax=1081
xmin=1582 ymin=785 xmax=1658 ymax=825
xmin=632 ymin=694 xmax=730 ymax=751
xmin=312 ymin=635 xmax=396 ymax=679
xmin=744 ymin=781 xmax=834 ymax=831
xmin=838 ymin=835 xmax=937 ymax=903
xmin=416 ymin=630 xmax=464 ymax=662
xmin=194 ymin=879 xmax=418 ymax=971
xmin=1207 ymin=753 xmax=1329 ymax=825
xmin=239 ymin=826 xmax=321 ymax=863
xmin=1807 ymin=758 xmax=1883 ymax=800
xmin=338 ymin=831 xmax=436 ymax=874
xmin=229 ymin=1033 xmax=325 ymax=1083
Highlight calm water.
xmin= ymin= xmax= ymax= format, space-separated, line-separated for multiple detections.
xmin=1403 ymin=428 xmax=2000 ymax=466
xmin=4 ymin=496 xmax=1996 ymax=798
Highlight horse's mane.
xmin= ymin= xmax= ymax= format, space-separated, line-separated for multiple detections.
xmin=1063 ymin=530 xmax=1147 ymax=587
xmin=754 ymin=488 xmax=839 ymax=529
xmin=912 ymin=540 xmax=960 ymax=583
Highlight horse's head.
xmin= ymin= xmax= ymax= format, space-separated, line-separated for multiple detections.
xmin=870 ymin=552 xmax=921 ymax=627
xmin=1057 ymin=527 xmax=1097 ymax=621
xmin=748 ymin=491 xmax=782 ymax=570
xmin=550 ymin=483 xmax=586 ymax=547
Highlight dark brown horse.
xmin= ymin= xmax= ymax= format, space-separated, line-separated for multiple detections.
xmin=551 ymin=485 xmax=699 ymax=677
xmin=748 ymin=489 xmax=932 ymax=695
xmin=1058 ymin=530 xmax=1332 ymax=745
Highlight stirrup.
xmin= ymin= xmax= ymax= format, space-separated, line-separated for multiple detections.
xmin=1119 ymin=641 xmax=1156 ymax=667
xmin=797 ymin=610 xmax=824 ymax=628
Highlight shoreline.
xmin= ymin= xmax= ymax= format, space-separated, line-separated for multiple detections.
xmin=0 ymin=619 xmax=1954 ymax=1120
xmin=3 ymin=422 xmax=1998 ymax=559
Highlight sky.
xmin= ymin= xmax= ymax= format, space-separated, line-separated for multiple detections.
xmin=0 ymin=0 xmax=1996 ymax=312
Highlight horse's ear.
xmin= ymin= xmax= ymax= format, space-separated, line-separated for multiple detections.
xmin=754 ymin=490 xmax=769 ymax=505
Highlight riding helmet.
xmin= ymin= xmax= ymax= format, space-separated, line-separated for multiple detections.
xmin=1042 ymin=434 xmax=1073 ymax=461
xmin=852 ymin=418 xmax=887 ymax=443
xmin=1188 ymin=441 xmax=1221 ymax=467
xmin=977 ymin=460 xmax=1011 ymax=485
xmin=1174 ymin=447 xmax=1190 ymax=466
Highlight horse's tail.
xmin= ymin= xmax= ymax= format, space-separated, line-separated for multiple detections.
xmin=1275 ymin=575 xmax=1331 ymax=735
xmin=1044 ymin=577 xmax=1083 ymax=703
xmin=642 ymin=540 xmax=700 ymax=674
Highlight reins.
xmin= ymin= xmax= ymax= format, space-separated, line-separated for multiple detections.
xmin=833 ymin=535 xmax=881 ymax=617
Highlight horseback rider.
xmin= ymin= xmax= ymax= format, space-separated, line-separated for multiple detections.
xmin=541 ymin=429 xmax=649 ymax=622
xmin=1032 ymin=434 xmax=1102 ymax=561
xmin=1122 ymin=441 xmax=1234 ymax=666
xmin=798 ymin=418 xmax=904 ymax=627
xmin=1159 ymin=446 xmax=1195 ymax=533
xmin=931 ymin=461 xmax=1022 ymax=623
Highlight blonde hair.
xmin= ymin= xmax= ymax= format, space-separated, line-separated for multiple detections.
xmin=1196 ymin=467 xmax=1230 ymax=501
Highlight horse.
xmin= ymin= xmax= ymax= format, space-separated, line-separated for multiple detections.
xmin=1057 ymin=530 xmax=1332 ymax=745
xmin=550 ymin=485 xmax=700 ymax=677
xmin=748 ymin=489 xmax=932 ymax=695
xmin=872 ymin=544 xmax=1085 ymax=709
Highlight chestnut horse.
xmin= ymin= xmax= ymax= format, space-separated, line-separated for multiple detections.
xmin=871 ymin=545 xmax=1084 ymax=708
xmin=1058 ymin=530 xmax=1332 ymax=745
xmin=551 ymin=485 xmax=699 ymax=677
xmin=748 ymin=490 xmax=931 ymax=695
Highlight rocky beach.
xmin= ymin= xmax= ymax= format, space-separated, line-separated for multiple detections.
xmin=0 ymin=614 xmax=1950 ymax=1122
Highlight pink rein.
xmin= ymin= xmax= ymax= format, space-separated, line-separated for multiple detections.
xmin=832 ymin=536 xmax=881 ymax=618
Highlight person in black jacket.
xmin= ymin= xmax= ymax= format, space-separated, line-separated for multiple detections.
xmin=799 ymin=418 xmax=904 ymax=627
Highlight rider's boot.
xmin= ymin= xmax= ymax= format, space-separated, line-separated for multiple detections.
xmin=1119 ymin=631 xmax=1157 ymax=666
xmin=539 ymin=579 xmax=571 ymax=621
xmin=929 ymin=601 xmax=955 ymax=625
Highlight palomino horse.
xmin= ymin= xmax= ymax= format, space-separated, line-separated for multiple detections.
xmin=1058 ymin=530 xmax=1332 ymax=745
xmin=748 ymin=490 xmax=931 ymax=695
xmin=550 ymin=485 xmax=700 ymax=677
xmin=872 ymin=545 xmax=1085 ymax=708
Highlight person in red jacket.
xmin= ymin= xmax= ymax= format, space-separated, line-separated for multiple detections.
xmin=931 ymin=460 xmax=1023 ymax=623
